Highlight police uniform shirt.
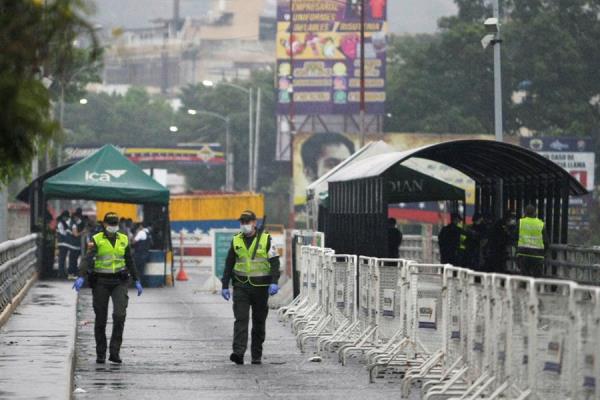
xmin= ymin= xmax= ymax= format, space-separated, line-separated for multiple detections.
xmin=221 ymin=233 xmax=280 ymax=289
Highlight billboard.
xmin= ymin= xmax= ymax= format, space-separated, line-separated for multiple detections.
xmin=276 ymin=0 xmax=387 ymax=115
xmin=520 ymin=137 xmax=595 ymax=191
xmin=293 ymin=132 xmax=498 ymax=221
xmin=520 ymin=137 xmax=595 ymax=231
xmin=64 ymin=145 xmax=225 ymax=166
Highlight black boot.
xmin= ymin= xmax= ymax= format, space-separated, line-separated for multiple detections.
xmin=109 ymin=315 xmax=125 ymax=360
xmin=96 ymin=354 xmax=106 ymax=364
xmin=229 ymin=353 xmax=244 ymax=365
xmin=108 ymin=354 xmax=122 ymax=364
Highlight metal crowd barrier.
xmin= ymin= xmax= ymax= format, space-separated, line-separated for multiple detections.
xmin=279 ymin=236 xmax=600 ymax=400
xmin=0 ymin=234 xmax=39 ymax=315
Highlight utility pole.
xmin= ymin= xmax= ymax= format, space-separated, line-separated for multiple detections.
xmin=253 ymin=88 xmax=262 ymax=191
xmin=493 ymin=0 xmax=503 ymax=142
xmin=248 ymin=88 xmax=254 ymax=191
xmin=225 ymin=116 xmax=234 ymax=192
xmin=359 ymin=0 xmax=366 ymax=147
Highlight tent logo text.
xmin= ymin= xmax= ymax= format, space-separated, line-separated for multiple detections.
xmin=85 ymin=170 xmax=127 ymax=182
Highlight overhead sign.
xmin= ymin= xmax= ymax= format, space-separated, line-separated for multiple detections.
xmin=65 ymin=145 xmax=225 ymax=166
xmin=276 ymin=0 xmax=387 ymax=115
xmin=521 ymin=137 xmax=595 ymax=231
xmin=520 ymin=137 xmax=595 ymax=191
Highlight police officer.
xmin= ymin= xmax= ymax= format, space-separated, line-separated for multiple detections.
xmin=72 ymin=212 xmax=143 ymax=364
xmin=220 ymin=210 xmax=280 ymax=365
xmin=516 ymin=204 xmax=547 ymax=277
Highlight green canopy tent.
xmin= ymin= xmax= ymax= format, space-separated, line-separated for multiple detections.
xmin=43 ymin=144 xmax=169 ymax=204
xmin=39 ymin=145 xmax=172 ymax=285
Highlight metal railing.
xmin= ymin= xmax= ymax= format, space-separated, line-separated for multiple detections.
xmin=545 ymin=244 xmax=600 ymax=284
xmin=0 ymin=234 xmax=39 ymax=314
xmin=400 ymin=234 xmax=600 ymax=285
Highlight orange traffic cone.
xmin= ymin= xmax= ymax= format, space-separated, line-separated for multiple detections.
xmin=176 ymin=265 xmax=189 ymax=281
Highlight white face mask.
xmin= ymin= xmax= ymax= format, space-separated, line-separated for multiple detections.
xmin=240 ymin=224 xmax=254 ymax=234
xmin=106 ymin=225 xmax=119 ymax=234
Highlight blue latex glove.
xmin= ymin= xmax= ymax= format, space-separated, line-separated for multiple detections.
xmin=268 ymin=283 xmax=279 ymax=296
xmin=135 ymin=280 xmax=143 ymax=296
xmin=72 ymin=277 xmax=85 ymax=292
xmin=221 ymin=288 xmax=231 ymax=301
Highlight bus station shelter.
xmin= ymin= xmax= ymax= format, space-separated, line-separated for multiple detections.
xmin=324 ymin=140 xmax=587 ymax=257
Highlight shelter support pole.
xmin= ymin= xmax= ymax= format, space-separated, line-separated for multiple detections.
xmin=545 ymin=180 xmax=554 ymax=244
xmin=494 ymin=179 xmax=503 ymax=219
xmin=560 ymin=181 xmax=569 ymax=244
xmin=474 ymin=183 xmax=481 ymax=215
xmin=553 ymin=182 xmax=561 ymax=244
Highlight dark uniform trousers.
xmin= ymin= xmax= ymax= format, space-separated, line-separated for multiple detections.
xmin=517 ymin=255 xmax=544 ymax=278
xmin=92 ymin=277 xmax=129 ymax=357
xmin=232 ymin=283 xmax=269 ymax=360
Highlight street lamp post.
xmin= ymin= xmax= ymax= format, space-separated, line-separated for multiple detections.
xmin=186 ymin=109 xmax=233 ymax=191
xmin=492 ymin=0 xmax=503 ymax=143
xmin=482 ymin=4 xmax=503 ymax=142
xmin=481 ymin=1 xmax=504 ymax=217
xmin=202 ymin=80 xmax=259 ymax=192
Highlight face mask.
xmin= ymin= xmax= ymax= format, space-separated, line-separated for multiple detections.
xmin=106 ymin=225 xmax=119 ymax=233
xmin=240 ymin=224 xmax=254 ymax=234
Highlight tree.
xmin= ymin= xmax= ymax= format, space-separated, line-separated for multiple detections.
xmin=384 ymin=0 xmax=600 ymax=139
xmin=64 ymin=68 xmax=285 ymax=194
xmin=0 ymin=0 xmax=100 ymax=182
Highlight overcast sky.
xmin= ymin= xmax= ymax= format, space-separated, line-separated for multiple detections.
xmin=91 ymin=0 xmax=457 ymax=33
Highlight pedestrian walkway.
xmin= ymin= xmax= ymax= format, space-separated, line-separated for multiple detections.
xmin=0 ymin=281 xmax=77 ymax=400
xmin=73 ymin=269 xmax=404 ymax=399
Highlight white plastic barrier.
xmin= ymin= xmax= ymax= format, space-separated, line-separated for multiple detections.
xmin=531 ymin=280 xmax=574 ymax=399
xmin=277 ymin=233 xmax=600 ymax=399
xmin=570 ymin=286 xmax=600 ymax=400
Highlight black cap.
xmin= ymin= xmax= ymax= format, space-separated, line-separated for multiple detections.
xmin=103 ymin=212 xmax=119 ymax=225
xmin=238 ymin=210 xmax=257 ymax=222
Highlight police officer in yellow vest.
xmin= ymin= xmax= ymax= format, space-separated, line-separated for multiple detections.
xmin=221 ymin=210 xmax=280 ymax=365
xmin=72 ymin=212 xmax=143 ymax=364
xmin=517 ymin=204 xmax=548 ymax=277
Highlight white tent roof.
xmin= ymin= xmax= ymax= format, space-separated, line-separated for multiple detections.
xmin=306 ymin=140 xmax=395 ymax=195
xmin=327 ymin=147 xmax=426 ymax=182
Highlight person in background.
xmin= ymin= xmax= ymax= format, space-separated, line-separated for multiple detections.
xmin=125 ymin=218 xmax=134 ymax=240
xmin=517 ymin=204 xmax=548 ymax=277
xmin=463 ymin=213 xmax=487 ymax=270
xmin=485 ymin=211 xmax=518 ymax=273
xmin=133 ymin=223 xmax=152 ymax=278
xmin=438 ymin=213 xmax=464 ymax=265
xmin=56 ymin=210 xmax=72 ymax=278
xmin=67 ymin=210 xmax=84 ymax=280
xmin=387 ymin=217 xmax=403 ymax=258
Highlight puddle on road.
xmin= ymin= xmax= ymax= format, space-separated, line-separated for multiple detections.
xmin=31 ymin=294 xmax=60 ymax=306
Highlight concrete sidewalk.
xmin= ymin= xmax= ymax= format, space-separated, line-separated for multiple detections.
xmin=0 ymin=281 xmax=78 ymax=400
xmin=73 ymin=270 xmax=404 ymax=399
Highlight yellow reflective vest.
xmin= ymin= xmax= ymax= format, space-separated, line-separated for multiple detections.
xmin=93 ymin=232 xmax=128 ymax=274
xmin=517 ymin=217 xmax=545 ymax=258
xmin=233 ymin=232 xmax=271 ymax=286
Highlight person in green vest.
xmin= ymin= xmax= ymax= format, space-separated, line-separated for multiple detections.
xmin=72 ymin=212 xmax=143 ymax=364
xmin=221 ymin=210 xmax=281 ymax=365
xmin=517 ymin=204 xmax=548 ymax=277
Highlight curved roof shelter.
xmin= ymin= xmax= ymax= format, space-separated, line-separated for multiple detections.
xmin=325 ymin=140 xmax=586 ymax=257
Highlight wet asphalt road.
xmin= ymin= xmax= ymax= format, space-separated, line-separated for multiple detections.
xmin=73 ymin=269 xmax=405 ymax=399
